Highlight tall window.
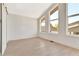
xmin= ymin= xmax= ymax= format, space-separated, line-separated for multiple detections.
xmin=40 ymin=17 xmax=46 ymax=32
xmin=49 ymin=6 xmax=59 ymax=33
xmin=68 ymin=4 xmax=79 ymax=36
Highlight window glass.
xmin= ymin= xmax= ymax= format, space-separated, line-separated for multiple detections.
xmin=68 ymin=3 xmax=79 ymax=36
xmin=40 ymin=17 xmax=46 ymax=32
xmin=49 ymin=8 xmax=58 ymax=32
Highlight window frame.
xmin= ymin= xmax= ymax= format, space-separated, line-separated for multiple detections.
xmin=40 ymin=16 xmax=46 ymax=32
xmin=48 ymin=5 xmax=59 ymax=34
xmin=67 ymin=3 xmax=79 ymax=37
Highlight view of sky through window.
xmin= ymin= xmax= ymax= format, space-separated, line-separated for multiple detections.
xmin=50 ymin=10 xmax=58 ymax=28
xmin=68 ymin=3 xmax=79 ymax=24
xmin=49 ymin=3 xmax=79 ymax=24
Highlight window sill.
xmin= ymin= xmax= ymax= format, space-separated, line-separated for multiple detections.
xmin=49 ymin=31 xmax=58 ymax=34
xmin=66 ymin=33 xmax=79 ymax=38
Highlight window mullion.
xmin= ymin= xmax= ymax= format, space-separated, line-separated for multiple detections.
xmin=59 ymin=3 xmax=67 ymax=35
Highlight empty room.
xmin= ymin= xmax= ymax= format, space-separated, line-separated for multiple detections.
xmin=2 ymin=3 xmax=79 ymax=56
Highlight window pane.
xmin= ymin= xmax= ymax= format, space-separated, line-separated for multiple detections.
xmin=40 ymin=17 xmax=46 ymax=32
xmin=68 ymin=3 xmax=79 ymax=36
xmin=68 ymin=4 xmax=79 ymax=16
xmin=49 ymin=10 xmax=58 ymax=32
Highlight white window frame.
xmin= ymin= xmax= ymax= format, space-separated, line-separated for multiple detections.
xmin=40 ymin=16 xmax=46 ymax=32
xmin=67 ymin=4 xmax=79 ymax=37
xmin=48 ymin=5 xmax=59 ymax=34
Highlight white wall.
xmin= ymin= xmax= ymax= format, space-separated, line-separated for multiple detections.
xmin=39 ymin=32 xmax=79 ymax=49
xmin=7 ymin=14 xmax=37 ymax=42
xmin=2 ymin=4 xmax=7 ymax=54
xmin=38 ymin=4 xmax=79 ymax=49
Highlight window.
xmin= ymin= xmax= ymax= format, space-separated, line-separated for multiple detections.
xmin=68 ymin=3 xmax=79 ymax=36
xmin=49 ymin=6 xmax=59 ymax=33
xmin=40 ymin=16 xmax=46 ymax=32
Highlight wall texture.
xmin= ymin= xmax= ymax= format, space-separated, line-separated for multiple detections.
xmin=7 ymin=14 xmax=37 ymax=42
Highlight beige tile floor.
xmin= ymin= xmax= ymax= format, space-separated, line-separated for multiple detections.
xmin=4 ymin=37 xmax=79 ymax=56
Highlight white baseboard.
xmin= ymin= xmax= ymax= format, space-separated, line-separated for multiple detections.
xmin=7 ymin=34 xmax=37 ymax=43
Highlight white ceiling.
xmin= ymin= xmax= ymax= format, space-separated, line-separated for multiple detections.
xmin=7 ymin=3 xmax=52 ymax=19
